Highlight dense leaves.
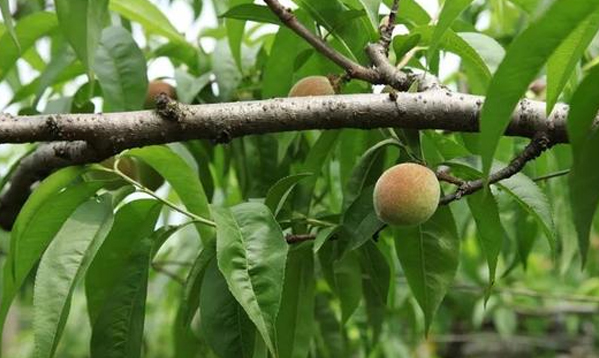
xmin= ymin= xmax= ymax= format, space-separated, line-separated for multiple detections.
xmin=2 ymin=1 xmax=599 ymax=357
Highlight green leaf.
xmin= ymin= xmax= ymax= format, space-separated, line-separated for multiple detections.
xmin=89 ymin=206 xmax=160 ymax=358
xmin=358 ymin=241 xmax=390 ymax=342
xmin=354 ymin=0 xmax=381 ymax=32
xmin=33 ymin=44 xmax=77 ymax=106
xmin=226 ymin=0 xmax=252 ymax=71
xmin=566 ymin=58 xmax=599 ymax=155
xmin=127 ymin=146 xmax=214 ymax=245
xmin=566 ymin=65 xmax=599 ymax=265
xmin=0 ymin=0 xmax=19 ymax=50
xmin=294 ymin=131 xmax=341 ymax=213
xmin=0 ymin=12 xmax=58 ymax=82
xmin=276 ymin=243 xmax=315 ymax=358
xmin=313 ymin=226 xmax=338 ymax=253
xmin=109 ymin=0 xmax=185 ymax=44
xmin=447 ymin=157 xmax=556 ymax=252
xmin=479 ymin=1 xmax=599 ymax=176
xmin=9 ymin=182 xmax=104 ymax=304
xmin=546 ymin=10 xmax=599 ymax=114
xmin=466 ymin=191 xmax=504 ymax=288
xmin=458 ymin=32 xmax=505 ymax=74
xmin=0 ymin=167 xmax=88 ymax=350
xmin=292 ymin=0 xmax=374 ymax=63
xmin=214 ymin=202 xmax=288 ymax=356
xmin=341 ymin=186 xmax=385 ymax=252
xmin=385 ymin=0 xmax=431 ymax=26
xmin=262 ymin=14 xmax=312 ymax=98
xmin=394 ymin=206 xmax=460 ymax=332
xmin=408 ymin=26 xmax=493 ymax=86
xmin=343 ymin=139 xmax=400 ymax=210
xmin=200 ymin=258 xmax=255 ymax=358
xmin=265 ymin=173 xmax=312 ymax=217
xmin=333 ymin=250 xmax=362 ymax=323
xmin=93 ymin=26 xmax=148 ymax=112
xmin=428 ymin=0 xmax=475 ymax=62
xmin=174 ymin=69 xmax=212 ymax=104
xmin=220 ymin=4 xmax=282 ymax=25
xmin=54 ymin=0 xmax=108 ymax=76
xmin=85 ymin=199 xmax=162 ymax=323
xmin=180 ymin=243 xmax=216 ymax=327
xmin=318 ymin=242 xmax=363 ymax=323
xmin=314 ymin=295 xmax=346 ymax=357
xmin=34 ymin=196 xmax=114 ymax=358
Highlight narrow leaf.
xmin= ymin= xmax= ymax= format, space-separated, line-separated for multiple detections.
xmin=109 ymin=0 xmax=184 ymax=44
xmin=54 ymin=0 xmax=108 ymax=76
xmin=566 ymin=65 xmax=599 ymax=265
xmin=34 ymin=196 xmax=114 ymax=358
xmin=89 ymin=212 xmax=159 ymax=358
xmin=276 ymin=243 xmax=315 ymax=358
xmin=479 ymin=1 xmax=599 ymax=176
xmin=220 ymin=4 xmax=282 ymax=25
xmin=0 ymin=12 xmax=58 ymax=82
xmin=546 ymin=10 xmax=599 ymax=114
xmin=0 ymin=0 xmax=19 ymax=50
xmin=265 ymin=173 xmax=312 ymax=217
xmin=180 ymin=243 xmax=216 ymax=327
xmin=214 ymin=203 xmax=288 ymax=356
xmin=94 ymin=26 xmax=148 ymax=112
xmin=200 ymin=259 xmax=255 ymax=358
xmin=394 ymin=206 xmax=460 ymax=333
xmin=466 ymin=191 xmax=504 ymax=288
xmin=428 ymin=0 xmax=475 ymax=62
xmin=85 ymin=199 xmax=162 ymax=323
xmin=226 ymin=0 xmax=252 ymax=70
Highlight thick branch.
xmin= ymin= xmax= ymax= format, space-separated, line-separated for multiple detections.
xmin=0 ymin=93 xmax=575 ymax=230
xmin=0 ymin=94 xmax=571 ymax=145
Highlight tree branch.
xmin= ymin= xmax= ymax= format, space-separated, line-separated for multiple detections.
xmin=0 ymin=93 xmax=576 ymax=230
xmin=379 ymin=0 xmax=400 ymax=51
xmin=0 ymin=94 xmax=571 ymax=145
xmin=263 ymin=0 xmax=380 ymax=82
xmin=440 ymin=134 xmax=554 ymax=205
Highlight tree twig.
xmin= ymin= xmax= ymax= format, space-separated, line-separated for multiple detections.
xmin=151 ymin=263 xmax=185 ymax=285
xmin=285 ymin=233 xmax=317 ymax=244
xmin=379 ymin=0 xmax=400 ymax=51
xmin=436 ymin=170 xmax=466 ymax=186
xmin=263 ymin=0 xmax=380 ymax=82
xmin=533 ymin=169 xmax=570 ymax=182
xmin=440 ymin=134 xmax=554 ymax=205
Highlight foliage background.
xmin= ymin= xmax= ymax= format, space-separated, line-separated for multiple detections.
xmin=1 ymin=0 xmax=599 ymax=358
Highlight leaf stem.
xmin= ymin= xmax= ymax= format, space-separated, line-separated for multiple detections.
xmin=97 ymin=161 xmax=217 ymax=228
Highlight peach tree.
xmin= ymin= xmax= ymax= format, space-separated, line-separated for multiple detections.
xmin=0 ymin=0 xmax=599 ymax=357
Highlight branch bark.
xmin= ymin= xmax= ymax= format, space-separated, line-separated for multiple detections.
xmin=0 ymin=92 xmax=574 ymax=230
xmin=439 ymin=134 xmax=554 ymax=205
xmin=0 ymin=94 xmax=571 ymax=145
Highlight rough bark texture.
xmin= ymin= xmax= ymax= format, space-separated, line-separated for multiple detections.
xmin=0 ymin=91 xmax=574 ymax=230
xmin=0 ymin=93 xmax=572 ymax=145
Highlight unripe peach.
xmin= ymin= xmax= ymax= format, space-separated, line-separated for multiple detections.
xmin=288 ymin=76 xmax=335 ymax=97
xmin=373 ymin=163 xmax=440 ymax=226
xmin=145 ymin=80 xmax=177 ymax=109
